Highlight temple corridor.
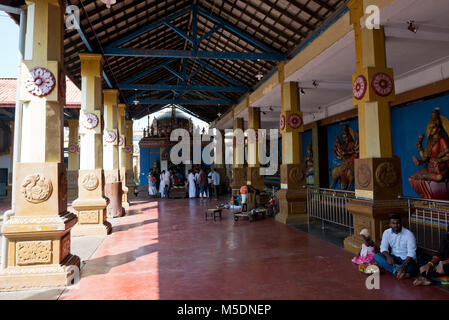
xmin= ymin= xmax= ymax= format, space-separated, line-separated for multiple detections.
xmin=55 ymin=198 xmax=448 ymax=300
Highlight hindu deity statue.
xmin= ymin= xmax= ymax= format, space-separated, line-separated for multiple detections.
xmin=409 ymin=109 xmax=449 ymax=199
xmin=305 ymin=141 xmax=314 ymax=185
xmin=330 ymin=125 xmax=359 ymax=190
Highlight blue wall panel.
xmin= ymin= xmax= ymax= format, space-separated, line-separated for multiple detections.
xmin=391 ymin=94 xmax=449 ymax=197
xmin=139 ymin=147 xmax=160 ymax=186
xmin=302 ymin=130 xmax=313 ymax=162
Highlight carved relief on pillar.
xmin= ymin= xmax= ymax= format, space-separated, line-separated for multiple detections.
xmin=354 ymin=157 xmax=402 ymax=200
xmin=280 ymin=164 xmax=306 ymax=190
xmin=81 ymin=173 xmax=99 ymax=191
xmin=60 ymin=233 xmax=70 ymax=261
xmin=21 ymin=174 xmax=53 ymax=204
xmin=105 ymin=171 xmax=119 ymax=184
xmin=78 ymin=211 xmax=99 ymax=224
xmin=16 ymin=240 xmax=52 ymax=266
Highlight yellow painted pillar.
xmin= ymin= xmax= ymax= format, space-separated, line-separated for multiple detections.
xmin=72 ymin=53 xmax=111 ymax=236
xmin=231 ymin=117 xmax=246 ymax=193
xmin=103 ymin=89 xmax=123 ymax=218
xmin=125 ymin=119 xmax=136 ymax=199
xmin=247 ymin=107 xmax=264 ymax=191
xmin=344 ymin=0 xmax=404 ymax=254
xmin=0 ymin=0 xmax=80 ymax=291
xmin=276 ymin=62 xmax=307 ymax=224
xmin=118 ymin=103 xmax=129 ymax=209
xmin=67 ymin=119 xmax=79 ymax=201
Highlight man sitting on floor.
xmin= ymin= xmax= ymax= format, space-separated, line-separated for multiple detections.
xmin=374 ymin=214 xmax=417 ymax=280
xmin=414 ymin=230 xmax=449 ymax=286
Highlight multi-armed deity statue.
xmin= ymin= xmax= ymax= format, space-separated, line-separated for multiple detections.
xmin=330 ymin=125 xmax=359 ymax=190
xmin=409 ymin=109 xmax=449 ymax=199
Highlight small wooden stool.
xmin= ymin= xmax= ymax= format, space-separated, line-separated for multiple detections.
xmin=205 ymin=208 xmax=222 ymax=221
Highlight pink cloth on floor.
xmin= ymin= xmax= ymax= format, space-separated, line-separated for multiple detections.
xmin=352 ymin=243 xmax=376 ymax=265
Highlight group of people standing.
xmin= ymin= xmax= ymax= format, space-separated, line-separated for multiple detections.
xmin=187 ymin=168 xmax=220 ymax=200
xmin=147 ymin=167 xmax=221 ymax=200
xmin=148 ymin=168 xmax=185 ymax=198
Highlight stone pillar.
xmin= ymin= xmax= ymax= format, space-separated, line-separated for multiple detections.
xmin=231 ymin=117 xmax=246 ymax=193
xmin=276 ymin=62 xmax=307 ymax=224
xmin=125 ymin=119 xmax=136 ymax=199
xmin=344 ymin=0 xmax=405 ymax=254
xmin=72 ymin=53 xmax=111 ymax=236
xmin=67 ymin=119 xmax=79 ymax=201
xmin=247 ymin=107 xmax=265 ymax=192
xmin=118 ymin=104 xmax=130 ymax=209
xmin=103 ymin=89 xmax=123 ymax=218
xmin=0 ymin=0 xmax=80 ymax=291
xmin=6 ymin=121 xmax=14 ymax=200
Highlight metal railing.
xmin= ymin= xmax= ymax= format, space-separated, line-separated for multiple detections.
xmin=400 ymin=196 xmax=449 ymax=253
xmin=306 ymin=186 xmax=355 ymax=232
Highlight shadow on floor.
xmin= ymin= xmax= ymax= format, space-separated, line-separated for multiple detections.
xmin=112 ymin=218 xmax=158 ymax=232
xmin=290 ymin=219 xmax=353 ymax=249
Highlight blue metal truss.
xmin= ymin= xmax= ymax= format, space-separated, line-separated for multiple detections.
xmin=104 ymin=4 xmax=284 ymax=61
xmin=135 ymin=99 xmax=230 ymax=105
xmin=120 ymin=83 xmax=246 ymax=92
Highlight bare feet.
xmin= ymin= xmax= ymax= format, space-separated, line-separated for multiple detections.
xmin=413 ymin=277 xmax=432 ymax=286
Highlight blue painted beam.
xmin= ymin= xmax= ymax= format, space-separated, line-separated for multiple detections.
xmin=195 ymin=60 xmax=246 ymax=88
xmin=122 ymin=58 xmax=176 ymax=84
xmin=192 ymin=4 xmax=198 ymax=53
xmin=163 ymin=65 xmax=184 ymax=81
xmin=198 ymin=23 xmax=223 ymax=43
xmin=105 ymin=7 xmax=192 ymax=49
xmin=136 ymin=99 xmax=231 ymax=105
xmin=120 ymin=83 xmax=247 ymax=92
xmin=164 ymin=21 xmax=194 ymax=43
xmin=104 ymin=48 xmax=284 ymax=61
xmin=187 ymin=66 xmax=203 ymax=80
xmin=198 ymin=7 xmax=278 ymax=54
xmin=66 ymin=1 xmax=113 ymax=89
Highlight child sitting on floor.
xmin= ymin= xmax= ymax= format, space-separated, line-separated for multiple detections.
xmin=352 ymin=228 xmax=376 ymax=265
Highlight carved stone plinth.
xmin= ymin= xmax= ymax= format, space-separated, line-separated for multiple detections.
xmin=104 ymin=169 xmax=123 ymax=218
xmin=125 ymin=169 xmax=136 ymax=200
xmin=344 ymin=199 xmax=408 ymax=254
xmin=247 ymin=167 xmax=265 ymax=191
xmin=72 ymin=169 xmax=111 ymax=236
xmin=344 ymin=157 xmax=405 ymax=254
xmin=67 ymin=170 xmax=78 ymax=201
xmin=276 ymin=164 xmax=307 ymax=224
xmin=231 ymin=167 xmax=246 ymax=190
xmin=120 ymin=168 xmax=130 ymax=210
xmin=276 ymin=189 xmax=307 ymax=224
xmin=0 ymin=211 xmax=80 ymax=291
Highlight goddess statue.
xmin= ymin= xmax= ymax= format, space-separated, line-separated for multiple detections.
xmin=409 ymin=109 xmax=449 ymax=199
xmin=305 ymin=141 xmax=314 ymax=185
xmin=330 ymin=125 xmax=359 ymax=190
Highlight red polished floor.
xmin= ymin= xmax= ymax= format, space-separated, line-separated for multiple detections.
xmin=59 ymin=198 xmax=449 ymax=300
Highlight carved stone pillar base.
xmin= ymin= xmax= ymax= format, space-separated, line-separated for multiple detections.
xmin=344 ymin=157 xmax=405 ymax=254
xmin=247 ymin=167 xmax=265 ymax=191
xmin=120 ymin=168 xmax=130 ymax=210
xmin=72 ymin=169 xmax=111 ymax=236
xmin=125 ymin=169 xmax=136 ymax=200
xmin=275 ymin=189 xmax=307 ymax=224
xmin=72 ymin=199 xmax=111 ymax=237
xmin=67 ymin=170 xmax=78 ymax=202
xmin=231 ymin=167 xmax=246 ymax=190
xmin=276 ymin=164 xmax=307 ymax=224
xmin=104 ymin=170 xmax=123 ymax=218
xmin=0 ymin=212 xmax=80 ymax=291
xmin=344 ymin=199 xmax=408 ymax=254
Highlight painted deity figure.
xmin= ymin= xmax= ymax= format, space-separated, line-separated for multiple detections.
xmin=305 ymin=141 xmax=314 ymax=185
xmin=330 ymin=125 xmax=359 ymax=190
xmin=409 ymin=109 xmax=449 ymax=199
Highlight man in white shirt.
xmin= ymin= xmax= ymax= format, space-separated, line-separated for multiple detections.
xmin=194 ymin=169 xmax=200 ymax=198
xmin=211 ymin=169 xmax=221 ymax=199
xmin=374 ymin=214 xmax=417 ymax=280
